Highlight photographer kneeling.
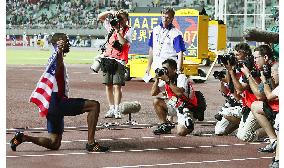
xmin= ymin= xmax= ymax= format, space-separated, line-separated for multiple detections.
xmin=95 ymin=10 xmax=133 ymax=119
xmin=151 ymin=59 xmax=201 ymax=136
xmin=250 ymin=62 xmax=279 ymax=155
xmin=214 ymin=43 xmax=251 ymax=135
xmin=235 ymin=44 xmax=275 ymax=142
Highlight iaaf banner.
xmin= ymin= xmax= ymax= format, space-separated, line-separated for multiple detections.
xmin=128 ymin=15 xmax=198 ymax=56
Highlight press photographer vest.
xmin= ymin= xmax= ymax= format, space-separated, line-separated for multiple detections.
xmin=241 ymin=89 xmax=257 ymax=109
xmin=268 ymin=100 xmax=279 ymax=112
xmin=104 ymin=27 xmax=130 ymax=62
xmin=165 ymin=82 xmax=198 ymax=109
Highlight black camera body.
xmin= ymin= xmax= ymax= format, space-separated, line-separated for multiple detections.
xmin=235 ymin=56 xmax=254 ymax=71
xmin=262 ymin=64 xmax=271 ymax=79
xmin=213 ymin=69 xmax=226 ymax=79
xmin=112 ymin=40 xmax=123 ymax=52
xmin=108 ymin=14 xmax=123 ymax=27
xmin=155 ymin=68 xmax=167 ymax=77
xmin=218 ymin=53 xmax=237 ymax=66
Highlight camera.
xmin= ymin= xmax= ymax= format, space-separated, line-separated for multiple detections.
xmin=155 ymin=68 xmax=167 ymax=77
xmin=218 ymin=53 xmax=237 ymax=66
xmin=213 ymin=69 xmax=226 ymax=79
xmin=108 ymin=14 xmax=123 ymax=27
xmin=235 ymin=56 xmax=254 ymax=71
xmin=215 ymin=113 xmax=223 ymax=121
xmin=262 ymin=64 xmax=271 ymax=79
xmin=112 ymin=40 xmax=123 ymax=52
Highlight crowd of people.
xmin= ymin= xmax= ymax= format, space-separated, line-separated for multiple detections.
xmin=9 ymin=6 xmax=279 ymax=168
xmin=6 ymin=0 xmax=135 ymax=29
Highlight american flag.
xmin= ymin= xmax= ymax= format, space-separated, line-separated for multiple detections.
xmin=30 ymin=49 xmax=58 ymax=117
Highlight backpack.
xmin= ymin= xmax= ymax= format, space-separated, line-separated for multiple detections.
xmin=192 ymin=90 xmax=207 ymax=121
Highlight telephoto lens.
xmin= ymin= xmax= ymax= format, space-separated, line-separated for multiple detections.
xmin=155 ymin=68 xmax=167 ymax=77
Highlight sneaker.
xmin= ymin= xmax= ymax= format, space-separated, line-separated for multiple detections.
xmin=10 ymin=132 xmax=24 ymax=151
xmin=184 ymin=116 xmax=194 ymax=131
xmin=153 ymin=123 xmax=172 ymax=135
xmin=114 ymin=110 xmax=122 ymax=119
xmin=258 ymin=140 xmax=277 ymax=153
xmin=105 ymin=109 xmax=114 ymax=118
xmin=86 ymin=142 xmax=110 ymax=152
xmin=269 ymin=157 xmax=279 ymax=168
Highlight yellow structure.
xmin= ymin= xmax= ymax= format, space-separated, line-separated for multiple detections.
xmin=179 ymin=9 xmax=210 ymax=66
xmin=125 ymin=8 xmax=226 ymax=83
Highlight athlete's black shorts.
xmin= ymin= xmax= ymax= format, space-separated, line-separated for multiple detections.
xmin=46 ymin=93 xmax=87 ymax=134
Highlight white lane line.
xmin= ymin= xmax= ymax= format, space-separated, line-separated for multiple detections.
xmin=128 ymin=150 xmax=144 ymax=152
xmin=162 ymin=135 xmax=176 ymax=138
xmin=99 ymin=139 xmax=114 ymax=141
xmin=179 ymin=146 xmax=194 ymax=149
xmin=144 ymin=148 xmax=160 ymax=151
xmin=141 ymin=137 xmax=155 ymax=139
xmin=102 ymin=156 xmax=273 ymax=168
xmin=163 ymin=148 xmax=179 ymax=150
xmin=215 ymin=144 xmax=231 ymax=147
xmin=249 ymin=142 xmax=262 ymax=145
xmin=6 ymin=142 xmax=264 ymax=158
xmin=199 ymin=146 xmax=213 ymax=148
xmin=233 ymin=144 xmax=246 ymax=146
xmin=110 ymin=151 xmax=126 ymax=153
xmin=118 ymin=138 xmax=132 ymax=140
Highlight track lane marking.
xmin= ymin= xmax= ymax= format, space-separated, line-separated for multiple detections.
xmin=6 ymin=142 xmax=266 ymax=158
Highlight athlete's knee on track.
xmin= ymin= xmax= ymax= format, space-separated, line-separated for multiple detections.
xmin=49 ymin=138 xmax=61 ymax=150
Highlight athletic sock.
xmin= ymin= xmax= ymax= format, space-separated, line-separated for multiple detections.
xmin=114 ymin=105 xmax=119 ymax=112
xmin=109 ymin=105 xmax=114 ymax=110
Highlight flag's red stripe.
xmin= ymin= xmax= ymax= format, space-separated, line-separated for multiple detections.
xmin=40 ymin=77 xmax=53 ymax=89
xmin=39 ymin=109 xmax=48 ymax=117
xmin=34 ymin=88 xmax=51 ymax=102
xmin=30 ymin=97 xmax=48 ymax=117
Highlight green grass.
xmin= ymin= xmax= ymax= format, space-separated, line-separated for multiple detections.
xmin=6 ymin=48 xmax=100 ymax=65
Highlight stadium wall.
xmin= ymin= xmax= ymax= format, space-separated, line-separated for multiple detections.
xmin=6 ymin=28 xmax=108 ymax=37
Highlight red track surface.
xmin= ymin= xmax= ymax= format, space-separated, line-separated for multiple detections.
xmin=6 ymin=63 xmax=274 ymax=168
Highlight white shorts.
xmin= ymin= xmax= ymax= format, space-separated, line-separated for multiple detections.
xmin=236 ymin=112 xmax=260 ymax=142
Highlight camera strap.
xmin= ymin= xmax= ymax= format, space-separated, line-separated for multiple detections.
xmin=156 ymin=28 xmax=170 ymax=57
xmin=100 ymin=28 xmax=116 ymax=52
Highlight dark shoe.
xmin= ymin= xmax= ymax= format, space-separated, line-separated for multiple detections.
xmin=10 ymin=132 xmax=24 ymax=151
xmin=153 ymin=123 xmax=172 ymax=135
xmin=269 ymin=157 xmax=279 ymax=168
xmin=168 ymin=122 xmax=176 ymax=129
xmin=258 ymin=140 xmax=277 ymax=153
xmin=197 ymin=110 xmax=204 ymax=121
xmin=86 ymin=142 xmax=110 ymax=152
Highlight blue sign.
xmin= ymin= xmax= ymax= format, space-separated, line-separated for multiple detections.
xmin=129 ymin=15 xmax=199 ymax=56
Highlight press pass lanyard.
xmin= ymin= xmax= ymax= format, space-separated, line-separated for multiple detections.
xmin=156 ymin=28 xmax=170 ymax=58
